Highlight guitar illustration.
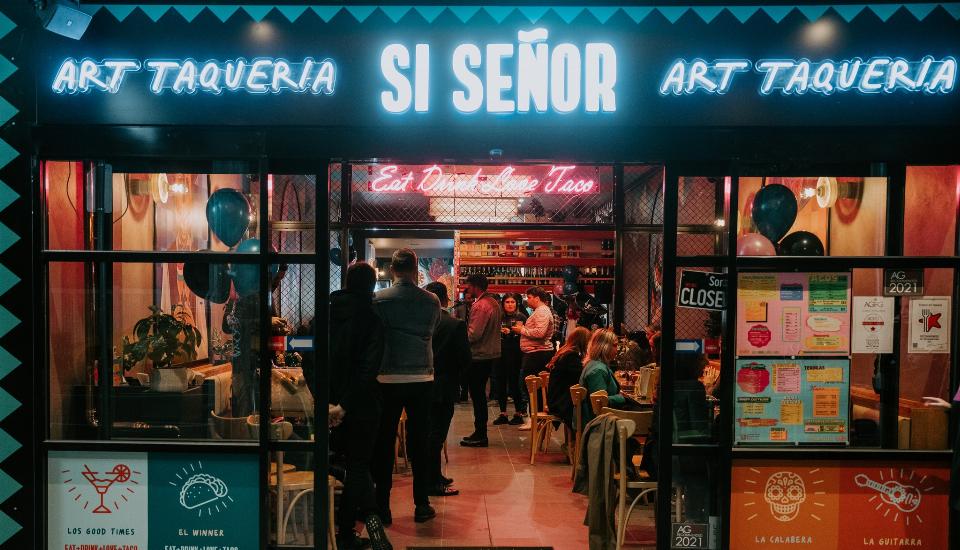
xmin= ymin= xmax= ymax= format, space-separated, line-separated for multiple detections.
xmin=854 ymin=474 xmax=921 ymax=513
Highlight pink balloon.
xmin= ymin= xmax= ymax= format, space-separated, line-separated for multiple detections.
xmin=737 ymin=233 xmax=777 ymax=256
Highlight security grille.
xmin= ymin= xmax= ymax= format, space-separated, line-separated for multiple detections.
xmin=329 ymin=230 xmax=343 ymax=293
xmin=624 ymin=165 xmax=664 ymax=225
xmin=329 ymin=163 xmax=342 ymax=224
xmin=271 ymin=174 xmax=316 ymax=254
xmin=678 ymin=176 xmax=721 ymax=226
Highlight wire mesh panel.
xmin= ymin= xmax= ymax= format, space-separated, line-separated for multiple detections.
xmin=349 ymin=163 xmax=614 ymax=225
xmin=272 ymin=263 xmax=315 ymax=332
xmin=328 ymin=163 xmax=342 ymax=224
xmin=678 ymin=176 xmax=722 ymax=226
xmin=678 ymin=233 xmax=721 ymax=256
xmin=271 ymin=174 xmax=316 ymax=254
xmin=624 ymin=165 xmax=664 ymax=225
xmin=328 ymin=230 xmax=343 ymax=293
xmin=622 ymin=231 xmax=662 ymax=332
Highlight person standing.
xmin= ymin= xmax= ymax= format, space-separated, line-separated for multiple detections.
xmin=423 ymin=282 xmax=471 ymax=496
xmin=328 ymin=262 xmax=392 ymax=550
xmin=460 ymin=274 xmax=502 ymax=447
xmin=512 ymin=287 xmax=555 ymax=427
xmin=371 ymin=249 xmax=441 ymax=524
xmin=493 ymin=294 xmax=527 ymax=426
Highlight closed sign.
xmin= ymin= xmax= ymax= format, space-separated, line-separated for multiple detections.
xmin=678 ymin=270 xmax=727 ymax=311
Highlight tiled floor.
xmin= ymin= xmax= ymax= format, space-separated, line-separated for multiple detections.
xmin=380 ymin=401 xmax=657 ymax=549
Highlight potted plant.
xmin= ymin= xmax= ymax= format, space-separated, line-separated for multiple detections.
xmin=121 ymin=305 xmax=202 ymax=392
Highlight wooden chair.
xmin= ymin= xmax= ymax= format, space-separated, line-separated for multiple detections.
xmin=538 ymin=370 xmax=551 ymax=412
xmin=569 ymin=384 xmax=587 ymax=480
xmin=524 ymin=375 xmax=560 ymax=464
xmin=209 ymin=410 xmax=252 ymax=439
xmin=246 ymin=415 xmax=294 ymax=441
xmin=605 ymin=409 xmax=657 ymax=550
xmin=395 ymin=409 xmax=409 ymax=473
xmin=589 ymin=390 xmax=609 ymax=416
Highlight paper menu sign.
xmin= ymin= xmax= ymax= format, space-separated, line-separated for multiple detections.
xmin=908 ymin=297 xmax=951 ymax=354
xmin=851 ymin=296 xmax=894 ymax=354
xmin=737 ymin=273 xmax=850 ymax=357
xmin=735 ymin=358 xmax=849 ymax=444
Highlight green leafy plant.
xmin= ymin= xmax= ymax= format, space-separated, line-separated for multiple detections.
xmin=121 ymin=305 xmax=202 ymax=371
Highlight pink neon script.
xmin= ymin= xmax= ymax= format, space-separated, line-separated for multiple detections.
xmin=367 ymin=164 xmax=598 ymax=196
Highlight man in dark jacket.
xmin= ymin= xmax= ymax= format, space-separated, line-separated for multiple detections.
xmin=372 ymin=248 xmax=441 ymax=524
xmin=424 ymin=282 xmax=471 ymax=496
xmin=461 ymin=274 xmax=502 ymax=447
xmin=328 ymin=262 xmax=392 ymax=550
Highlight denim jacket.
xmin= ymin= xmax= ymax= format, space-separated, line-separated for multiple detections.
xmin=373 ymin=280 xmax=441 ymax=381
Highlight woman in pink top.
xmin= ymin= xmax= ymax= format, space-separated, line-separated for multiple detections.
xmin=512 ymin=287 xmax=555 ymax=422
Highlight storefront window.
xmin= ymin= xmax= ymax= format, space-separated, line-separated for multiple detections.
xmin=271 ymin=174 xmax=317 ymax=254
xmin=737 ymin=177 xmax=887 ymax=257
xmin=904 ymin=166 xmax=960 ymax=256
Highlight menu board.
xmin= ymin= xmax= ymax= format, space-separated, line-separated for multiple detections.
xmin=731 ymin=460 xmax=950 ymax=550
xmin=734 ymin=358 xmax=849 ymax=444
xmin=48 ymin=451 xmax=258 ymax=550
xmin=736 ymin=273 xmax=851 ymax=357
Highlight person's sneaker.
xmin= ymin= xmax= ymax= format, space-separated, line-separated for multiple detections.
xmin=414 ymin=504 xmax=437 ymax=523
xmin=492 ymin=414 xmax=510 ymax=426
xmin=363 ymin=515 xmax=393 ymax=550
xmin=518 ymin=417 xmax=532 ymax=431
xmin=508 ymin=414 xmax=524 ymax=426
xmin=460 ymin=436 xmax=489 ymax=447
xmin=439 ymin=475 xmax=454 ymax=486
xmin=428 ymin=484 xmax=460 ymax=496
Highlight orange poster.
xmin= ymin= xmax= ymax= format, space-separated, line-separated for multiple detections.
xmin=731 ymin=460 xmax=950 ymax=549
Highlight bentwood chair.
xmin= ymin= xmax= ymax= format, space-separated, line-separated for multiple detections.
xmin=589 ymin=390 xmax=609 ymax=416
xmin=524 ymin=375 xmax=560 ymax=464
xmin=569 ymin=384 xmax=587 ymax=480
xmin=605 ymin=409 xmax=657 ymax=550
xmin=538 ymin=370 xmax=551 ymax=413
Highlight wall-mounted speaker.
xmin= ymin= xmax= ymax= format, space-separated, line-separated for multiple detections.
xmin=40 ymin=1 xmax=91 ymax=40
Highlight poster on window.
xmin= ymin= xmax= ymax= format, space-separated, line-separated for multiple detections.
xmin=851 ymin=296 xmax=894 ymax=354
xmin=907 ymin=297 xmax=951 ymax=354
xmin=734 ymin=358 xmax=849 ymax=445
xmin=731 ymin=460 xmax=950 ymax=549
xmin=48 ymin=450 xmax=259 ymax=550
xmin=736 ymin=273 xmax=850 ymax=357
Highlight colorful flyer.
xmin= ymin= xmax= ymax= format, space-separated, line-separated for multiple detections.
xmin=851 ymin=296 xmax=894 ymax=354
xmin=48 ymin=451 xmax=259 ymax=550
xmin=735 ymin=358 xmax=849 ymax=445
xmin=737 ymin=273 xmax=850 ymax=357
xmin=908 ymin=297 xmax=951 ymax=354
xmin=731 ymin=460 xmax=950 ymax=550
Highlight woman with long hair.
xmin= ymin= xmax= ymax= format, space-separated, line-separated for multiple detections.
xmin=546 ymin=327 xmax=591 ymax=430
xmin=492 ymin=294 xmax=527 ymax=426
xmin=578 ymin=329 xmax=626 ymax=425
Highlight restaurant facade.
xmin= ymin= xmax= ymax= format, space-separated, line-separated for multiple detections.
xmin=0 ymin=1 xmax=957 ymax=549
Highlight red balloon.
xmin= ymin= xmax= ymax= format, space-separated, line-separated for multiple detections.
xmin=737 ymin=233 xmax=777 ymax=256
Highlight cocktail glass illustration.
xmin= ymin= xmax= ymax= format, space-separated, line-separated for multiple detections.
xmin=81 ymin=464 xmax=131 ymax=514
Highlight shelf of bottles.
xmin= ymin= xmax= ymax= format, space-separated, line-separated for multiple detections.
xmin=455 ymin=231 xmax=616 ymax=295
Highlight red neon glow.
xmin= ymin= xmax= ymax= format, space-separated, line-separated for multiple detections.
xmin=367 ymin=164 xmax=599 ymax=196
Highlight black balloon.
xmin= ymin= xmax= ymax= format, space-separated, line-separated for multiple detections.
xmin=752 ymin=184 xmax=798 ymax=243
xmin=330 ymin=247 xmax=344 ymax=267
xmin=562 ymin=281 xmax=578 ymax=295
xmin=562 ymin=265 xmax=579 ymax=282
xmin=778 ymin=231 xmax=825 ymax=256
xmin=182 ymin=261 xmax=231 ymax=304
xmin=206 ymin=188 xmax=251 ymax=248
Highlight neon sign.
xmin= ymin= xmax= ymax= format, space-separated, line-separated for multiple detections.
xmin=660 ymin=56 xmax=957 ymax=96
xmin=367 ymin=164 xmax=599 ymax=196
xmin=380 ymin=28 xmax=617 ymax=114
xmin=52 ymin=57 xmax=336 ymax=95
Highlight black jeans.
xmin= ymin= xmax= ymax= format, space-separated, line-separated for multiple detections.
xmin=331 ymin=404 xmax=381 ymax=535
xmin=427 ymin=396 xmax=456 ymax=486
xmin=467 ymin=359 xmax=496 ymax=437
xmin=519 ymin=350 xmax=554 ymax=414
xmin=494 ymin=348 xmax=524 ymax=414
xmin=372 ymin=382 xmax=433 ymax=508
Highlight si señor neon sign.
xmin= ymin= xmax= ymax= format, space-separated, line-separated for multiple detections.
xmin=368 ymin=164 xmax=599 ymax=196
xmin=380 ymin=28 xmax=617 ymax=114
xmin=660 ymin=56 xmax=957 ymax=95
xmin=52 ymin=57 xmax=337 ymax=95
